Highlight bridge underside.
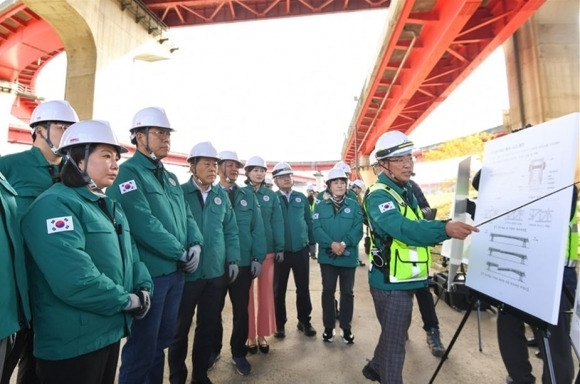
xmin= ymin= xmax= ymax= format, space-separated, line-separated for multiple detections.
xmin=341 ymin=0 xmax=544 ymax=166
xmin=0 ymin=0 xmax=547 ymax=171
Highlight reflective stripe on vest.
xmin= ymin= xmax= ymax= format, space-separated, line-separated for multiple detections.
xmin=566 ymin=206 xmax=578 ymax=266
xmin=364 ymin=183 xmax=430 ymax=283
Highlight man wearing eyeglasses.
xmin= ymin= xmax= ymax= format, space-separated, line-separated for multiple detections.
xmin=361 ymin=131 xmax=478 ymax=384
xmin=107 ymin=106 xmax=203 ymax=384
xmin=0 ymin=99 xmax=78 ymax=384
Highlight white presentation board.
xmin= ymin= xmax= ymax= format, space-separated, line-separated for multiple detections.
xmin=466 ymin=113 xmax=579 ymax=325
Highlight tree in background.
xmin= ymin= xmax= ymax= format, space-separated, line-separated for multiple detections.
xmin=421 ymin=132 xmax=495 ymax=161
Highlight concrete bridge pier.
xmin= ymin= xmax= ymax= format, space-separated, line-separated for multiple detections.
xmin=21 ymin=0 xmax=173 ymax=120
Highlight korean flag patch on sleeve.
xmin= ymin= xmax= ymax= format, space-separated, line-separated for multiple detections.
xmin=378 ymin=201 xmax=395 ymax=213
xmin=119 ymin=180 xmax=137 ymax=194
xmin=47 ymin=216 xmax=74 ymax=234
xmin=313 ymin=213 xmax=319 ymax=220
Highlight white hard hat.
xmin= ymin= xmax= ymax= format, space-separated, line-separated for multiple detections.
xmin=369 ymin=149 xmax=378 ymax=166
xmin=375 ymin=131 xmax=414 ymax=160
xmin=306 ymin=184 xmax=315 ymax=192
xmin=218 ymin=150 xmax=243 ymax=167
xmin=264 ymin=177 xmax=274 ymax=186
xmin=326 ymin=168 xmax=347 ymax=183
xmin=30 ymin=100 xmax=79 ymax=127
xmin=187 ymin=141 xmax=219 ymax=162
xmin=131 ymin=106 xmax=173 ymax=131
xmin=272 ymin=162 xmax=293 ymax=177
xmin=244 ymin=155 xmax=267 ymax=170
xmin=333 ymin=160 xmax=352 ymax=174
xmin=58 ymin=120 xmax=127 ymax=155
xmin=351 ymin=179 xmax=366 ymax=190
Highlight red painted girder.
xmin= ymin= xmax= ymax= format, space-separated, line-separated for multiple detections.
xmin=359 ymin=0 xmax=482 ymax=155
xmin=343 ymin=0 xmax=481 ymax=163
xmin=142 ymin=0 xmax=390 ymax=26
xmin=0 ymin=5 xmax=65 ymax=122
xmin=7 ymin=126 xmax=335 ymax=172
xmin=0 ymin=10 xmax=60 ymax=82
xmin=342 ymin=0 xmax=545 ymax=165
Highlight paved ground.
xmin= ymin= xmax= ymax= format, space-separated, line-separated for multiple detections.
xmin=10 ymin=249 xmax=568 ymax=384
xmin=173 ymin=253 xmax=553 ymax=384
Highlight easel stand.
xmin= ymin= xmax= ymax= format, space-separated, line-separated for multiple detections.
xmin=432 ymin=267 xmax=492 ymax=352
xmin=429 ymin=288 xmax=556 ymax=384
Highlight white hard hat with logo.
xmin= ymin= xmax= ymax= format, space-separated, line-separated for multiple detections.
xmin=272 ymin=162 xmax=293 ymax=177
xmin=375 ymin=131 xmax=414 ymax=160
xmin=30 ymin=100 xmax=79 ymax=128
xmin=244 ymin=155 xmax=267 ymax=171
xmin=326 ymin=168 xmax=347 ymax=183
xmin=333 ymin=160 xmax=352 ymax=175
xmin=218 ymin=150 xmax=243 ymax=168
xmin=187 ymin=142 xmax=219 ymax=162
xmin=59 ymin=120 xmax=127 ymax=155
xmin=130 ymin=106 xmax=173 ymax=131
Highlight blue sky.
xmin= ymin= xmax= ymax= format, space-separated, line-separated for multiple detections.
xmin=37 ymin=9 xmax=509 ymax=163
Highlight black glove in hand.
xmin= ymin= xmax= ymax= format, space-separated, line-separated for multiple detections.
xmin=123 ymin=289 xmax=150 ymax=319
xmin=134 ymin=289 xmax=151 ymax=319
xmin=228 ymin=263 xmax=239 ymax=283
xmin=251 ymin=259 xmax=262 ymax=278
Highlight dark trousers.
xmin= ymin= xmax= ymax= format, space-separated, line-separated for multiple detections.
xmin=1 ymin=327 xmax=39 ymax=384
xmin=168 ymin=276 xmax=227 ymax=384
xmin=498 ymin=267 xmax=576 ymax=384
xmin=36 ymin=341 xmax=119 ymax=384
xmin=274 ymin=246 xmax=313 ymax=328
xmin=497 ymin=312 xmax=537 ymax=384
xmin=120 ymin=272 xmax=184 ymax=384
xmin=415 ymin=286 xmax=439 ymax=331
xmin=320 ymin=264 xmax=355 ymax=330
xmin=214 ymin=266 xmax=252 ymax=357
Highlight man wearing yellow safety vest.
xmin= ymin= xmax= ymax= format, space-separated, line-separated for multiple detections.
xmin=361 ymin=131 xmax=478 ymax=384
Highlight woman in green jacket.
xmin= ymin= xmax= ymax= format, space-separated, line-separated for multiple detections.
xmin=244 ymin=156 xmax=285 ymax=354
xmin=21 ymin=120 xmax=152 ymax=384
xmin=312 ymin=168 xmax=363 ymax=344
xmin=0 ymin=174 xmax=31 ymax=381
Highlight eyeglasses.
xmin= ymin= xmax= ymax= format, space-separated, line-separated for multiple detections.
xmin=51 ymin=123 xmax=72 ymax=131
xmin=387 ymin=155 xmax=414 ymax=165
xmin=150 ymin=129 xmax=171 ymax=139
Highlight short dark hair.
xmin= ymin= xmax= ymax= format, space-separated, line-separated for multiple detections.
xmin=60 ymin=144 xmax=97 ymax=187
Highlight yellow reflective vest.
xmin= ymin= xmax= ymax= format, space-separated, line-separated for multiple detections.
xmin=566 ymin=206 xmax=578 ymax=266
xmin=365 ymin=182 xmax=431 ymax=284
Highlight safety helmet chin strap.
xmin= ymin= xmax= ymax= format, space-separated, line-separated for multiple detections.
xmin=37 ymin=122 xmax=60 ymax=155
xmin=219 ymin=163 xmax=235 ymax=184
xmin=190 ymin=159 xmax=209 ymax=189
xmin=142 ymin=127 xmax=159 ymax=162
xmin=66 ymin=145 xmax=102 ymax=193
xmin=379 ymin=160 xmax=405 ymax=186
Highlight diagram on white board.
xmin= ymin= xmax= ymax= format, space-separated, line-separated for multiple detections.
xmin=528 ymin=158 xmax=546 ymax=188
xmin=466 ymin=112 xmax=579 ymax=325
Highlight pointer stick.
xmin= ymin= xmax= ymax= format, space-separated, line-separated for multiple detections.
xmin=475 ymin=181 xmax=579 ymax=227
